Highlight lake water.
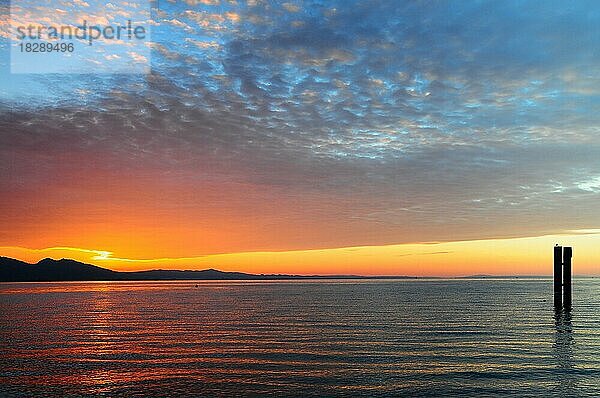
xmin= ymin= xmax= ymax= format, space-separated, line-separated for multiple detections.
xmin=1 ymin=279 xmax=599 ymax=396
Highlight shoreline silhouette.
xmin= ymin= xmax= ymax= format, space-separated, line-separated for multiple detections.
xmin=1 ymin=256 xmax=591 ymax=282
xmin=0 ymin=256 xmax=422 ymax=282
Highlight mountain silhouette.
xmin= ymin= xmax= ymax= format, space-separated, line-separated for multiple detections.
xmin=1 ymin=256 xmax=404 ymax=282
xmin=0 ymin=257 xmax=119 ymax=281
xmin=0 ymin=257 xmax=296 ymax=282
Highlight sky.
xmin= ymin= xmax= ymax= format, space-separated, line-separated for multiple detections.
xmin=1 ymin=0 xmax=599 ymax=275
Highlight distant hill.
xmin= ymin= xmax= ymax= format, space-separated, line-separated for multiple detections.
xmin=0 ymin=257 xmax=120 ymax=282
xmin=0 ymin=257 xmax=297 ymax=282
xmin=0 ymin=257 xmax=419 ymax=282
xmin=2 ymin=258 xmax=575 ymax=282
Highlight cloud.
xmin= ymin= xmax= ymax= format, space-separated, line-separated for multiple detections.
xmin=1 ymin=0 xmax=600 ymax=252
xmin=282 ymin=3 xmax=300 ymax=13
xmin=127 ymin=51 xmax=148 ymax=63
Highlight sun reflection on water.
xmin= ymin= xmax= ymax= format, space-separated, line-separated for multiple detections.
xmin=1 ymin=279 xmax=599 ymax=396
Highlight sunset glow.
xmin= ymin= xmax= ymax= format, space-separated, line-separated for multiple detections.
xmin=2 ymin=230 xmax=599 ymax=276
xmin=2 ymin=1 xmax=600 ymax=276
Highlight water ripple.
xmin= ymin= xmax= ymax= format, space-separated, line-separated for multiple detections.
xmin=1 ymin=279 xmax=599 ymax=397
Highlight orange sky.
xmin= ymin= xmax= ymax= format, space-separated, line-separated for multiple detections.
xmin=2 ymin=231 xmax=599 ymax=276
xmin=2 ymin=143 xmax=599 ymax=276
xmin=2 ymin=2 xmax=600 ymax=278
xmin=2 ymin=160 xmax=598 ymax=276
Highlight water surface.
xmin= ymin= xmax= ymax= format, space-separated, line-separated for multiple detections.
xmin=1 ymin=279 xmax=599 ymax=396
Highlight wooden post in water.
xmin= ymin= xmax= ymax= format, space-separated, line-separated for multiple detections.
xmin=563 ymin=247 xmax=573 ymax=309
xmin=553 ymin=245 xmax=563 ymax=308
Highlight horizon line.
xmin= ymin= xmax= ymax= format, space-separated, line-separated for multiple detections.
xmin=1 ymin=256 xmax=599 ymax=279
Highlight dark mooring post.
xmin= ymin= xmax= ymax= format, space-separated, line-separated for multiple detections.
xmin=563 ymin=247 xmax=573 ymax=309
xmin=553 ymin=245 xmax=563 ymax=308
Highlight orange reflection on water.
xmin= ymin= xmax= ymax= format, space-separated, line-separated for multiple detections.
xmin=1 ymin=280 xmax=598 ymax=396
